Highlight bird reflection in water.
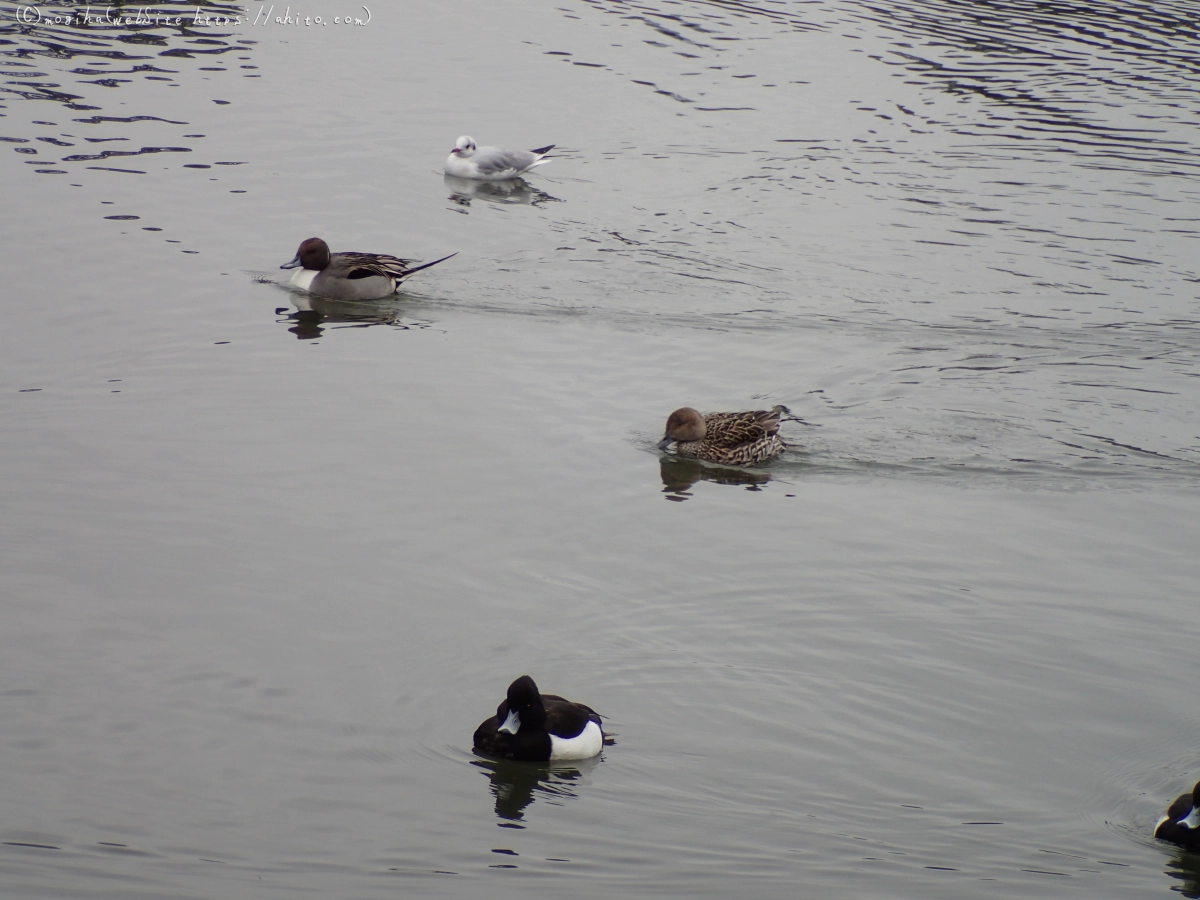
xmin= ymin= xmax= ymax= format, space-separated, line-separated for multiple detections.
xmin=1164 ymin=851 xmax=1200 ymax=899
xmin=445 ymin=174 xmax=561 ymax=209
xmin=274 ymin=301 xmax=432 ymax=341
xmin=660 ymin=455 xmax=772 ymax=501
xmin=470 ymin=756 xmax=600 ymax=825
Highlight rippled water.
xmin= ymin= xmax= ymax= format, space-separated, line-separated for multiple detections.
xmin=3 ymin=0 xmax=1199 ymax=897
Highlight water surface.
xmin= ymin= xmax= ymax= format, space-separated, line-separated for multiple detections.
xmin=2 ymin=0 xmax=1199 ymax=897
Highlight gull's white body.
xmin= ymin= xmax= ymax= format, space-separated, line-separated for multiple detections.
xmin=445 ymin=135 xmax=554 ymax=181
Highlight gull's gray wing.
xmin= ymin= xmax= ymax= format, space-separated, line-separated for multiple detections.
xmin=474 ymin=146 xmax=538 ymax=176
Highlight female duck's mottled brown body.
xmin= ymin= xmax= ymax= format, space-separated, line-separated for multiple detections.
xmin=657 ymin=405 xmax=789 ymax=465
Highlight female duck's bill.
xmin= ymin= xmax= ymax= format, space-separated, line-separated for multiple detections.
xmin=445 ymin=135 xmax=555 ymax=181
xmin=280 ymin=237 xmax=455 ymax=302
xmin=473 ymin=675 xmax=604 ymax=762
xmin=1155 ymin=780 xmax=1200 ymax=850
xmin=656 ymin=405 xmax=790 ymax=466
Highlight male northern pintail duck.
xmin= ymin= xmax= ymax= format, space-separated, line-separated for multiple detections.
xmin=445 ymin=136 xmax=554 ymax=181
xmin=1156 ymin=780 xmax=1200 ymax=850
xmin=657 ymin=405 xmax=790 ymax=465
xmin=280 ymin=237 xmax=456 ymax=301
xmin=473 ymin=675 xmax=604 ymax=762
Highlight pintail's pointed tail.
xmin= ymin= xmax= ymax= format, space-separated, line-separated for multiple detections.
xmin=403 ymin=252 xmax=458 ymax=277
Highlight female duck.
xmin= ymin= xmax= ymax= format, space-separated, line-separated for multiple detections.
xmin=445 ymin=136 xmax=555 ymax=181
xmin=1156 ymin=780 xmax=1200 ymax=850
xmin=473 ymin=675 xmax=604 ymax=762
xmin=657 ymin=405 xmax=790 ymax=465
xmin=280 ymin=237 xmax=455 ymax=301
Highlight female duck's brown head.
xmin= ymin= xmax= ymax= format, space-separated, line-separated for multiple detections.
xmin=657 ymin=407 xmax=706 ymax=449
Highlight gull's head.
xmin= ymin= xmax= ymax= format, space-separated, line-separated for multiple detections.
xmin=451 ymin=135 xmax=477 ymax=157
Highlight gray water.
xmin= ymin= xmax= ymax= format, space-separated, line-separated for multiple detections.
xmin=2 ymin=0 xmax=1199 ymax=896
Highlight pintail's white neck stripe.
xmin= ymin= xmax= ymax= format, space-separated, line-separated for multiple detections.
xmin=1182 ymin=806 xmax=1200 ymax=830
xmin=289 ymin=268 xmax=317 ymax=291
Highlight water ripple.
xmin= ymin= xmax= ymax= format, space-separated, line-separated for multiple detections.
xmin=852 ymin=0 xmax=1200 ymax=176
xmin=0 ymin=0 xmax=255 ymax=174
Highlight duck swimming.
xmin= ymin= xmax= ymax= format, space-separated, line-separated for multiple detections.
xmin=1156 ymin=780 xmax=1200 ymax=850
xmin=473 ymin=675 xmax=604 ymax=762
xmin=280 ymin=237 xmax=455 ymax=301
xmin=657 ymin=405 xmax=790 ymax=465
